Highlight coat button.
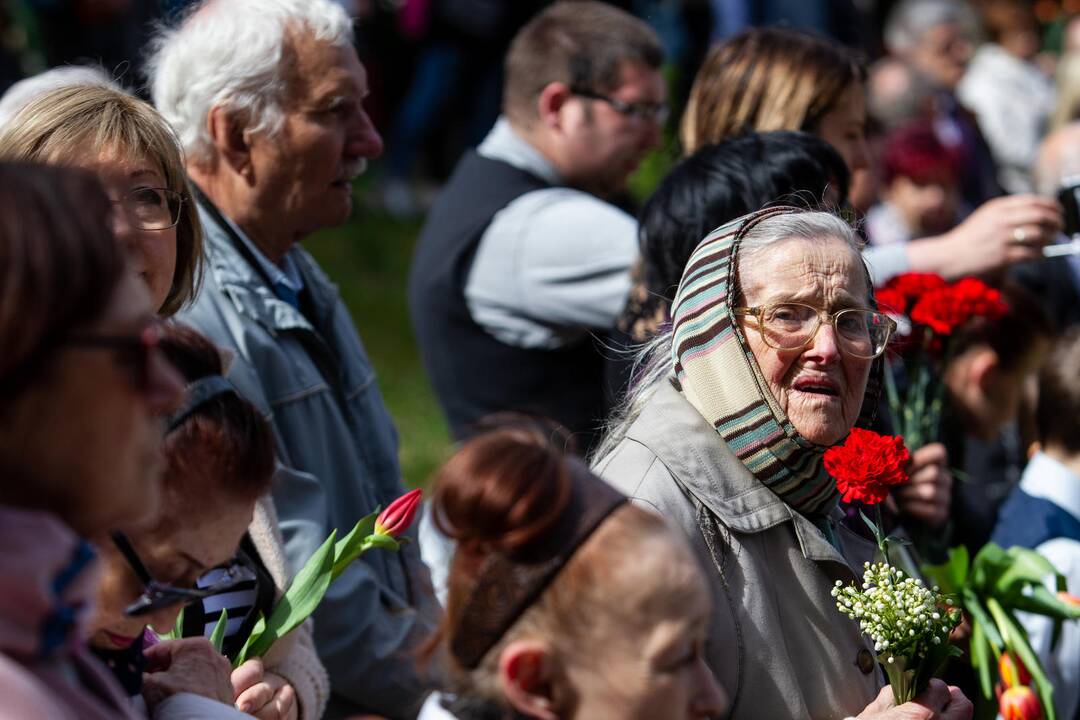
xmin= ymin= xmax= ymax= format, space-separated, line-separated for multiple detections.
xmin=856 ymin=647 xmax=875 ymax=675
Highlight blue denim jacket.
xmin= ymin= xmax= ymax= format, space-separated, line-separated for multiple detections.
xmin=178 ymin=202 xmax=439 ymax=719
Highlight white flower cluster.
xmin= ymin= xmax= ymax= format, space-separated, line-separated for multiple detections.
xmin=831 ymin=561 xmax=958 ymax=665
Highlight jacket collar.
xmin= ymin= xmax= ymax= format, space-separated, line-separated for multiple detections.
xmin=0 ymin=507 xmax=99 ymax=660
xmin=626 ymin=381 xmax=873 ymax=567
xmin=197 ymin=201 xmax=337 ymax=337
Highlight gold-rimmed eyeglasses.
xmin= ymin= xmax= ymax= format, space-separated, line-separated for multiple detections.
xmin=111 ymin=187 xmax=184 ymax=231
xmin=732 ymin=302 xmax=895 ymax=359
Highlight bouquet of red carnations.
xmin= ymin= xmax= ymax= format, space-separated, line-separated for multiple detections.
xmin=875 ymin=273 xmax=1007 ymax=448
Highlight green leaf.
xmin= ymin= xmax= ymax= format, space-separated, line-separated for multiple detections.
xmin=243 ymin=530 xmax=337 ymax=661
xmin=331 ymin=511 xmax=378 ymax=581
xmin=1009 ymin=584 xmax=1080 ymax=621
xmin=923 ymin=545 xmax=969 ymax=595
xmin=233 ymin=612 xmax=266 ymax=668
xmin=970 ymin=618 xmax=993 ymax=700
xmin=994 ymin=547 xmax=1063 ymax=598
xmin=962 ymin=589 xmax=1004 ymax=650
xmin=209 ymin=609 xmax=228 ymax=654
xmin=363 ymin=533 xmax=401 ymax=552
xmin=161 ymin=606 xmax=185 ymax=641
xmin=987 ymin=598 xmax=1057 ymax=720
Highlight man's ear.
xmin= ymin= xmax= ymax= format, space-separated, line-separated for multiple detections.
xmin=498 ymin=640 xmax=560 ymax=720
xmin=205 ymin=105 xmax=253 ymax=181
xmin=536 ymin=82 xmax=573 ymax=132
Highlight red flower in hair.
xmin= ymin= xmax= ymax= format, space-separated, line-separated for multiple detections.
xmin=875 ymin=273 xmax=947 ymax=316
xmin=909 ymin=278 xmax=1007 ymax=335
xmin=824 ymin=428 xmax=910 ymax=505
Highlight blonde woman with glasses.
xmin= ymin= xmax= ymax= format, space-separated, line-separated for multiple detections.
xmin=0 ymin=82 xmax=202 ymax=317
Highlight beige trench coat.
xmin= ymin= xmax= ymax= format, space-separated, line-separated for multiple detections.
xmin=594 ymin=381 xmax=882 ymax=720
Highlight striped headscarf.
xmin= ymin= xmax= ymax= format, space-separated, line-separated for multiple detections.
xmin=671 ymin=206 xmax=877 ymax=517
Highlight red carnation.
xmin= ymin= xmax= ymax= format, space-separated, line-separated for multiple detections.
xmin=909 ymin=278 xmax=1007 ymax=335
xmin=875 ymin=273 xmax=947 ymax=316
xmin=824 ymin=428 xmax=911 ymax=505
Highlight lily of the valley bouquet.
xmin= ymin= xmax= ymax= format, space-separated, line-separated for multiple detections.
xmin=825 ymin=429 xmax=963 ymax=704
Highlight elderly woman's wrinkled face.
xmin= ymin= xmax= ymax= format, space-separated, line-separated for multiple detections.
xmin=737 ymin=236 xmax=872 ymax=445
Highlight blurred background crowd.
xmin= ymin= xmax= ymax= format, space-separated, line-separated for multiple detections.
xmin=2 ymin=0 xmax=1080 ymax=719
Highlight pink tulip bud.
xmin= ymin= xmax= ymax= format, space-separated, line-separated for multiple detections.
xmin=999 ymin=652 xmax=1032 ymax=688
xmin=375 ymin=488 xmax=423 ymax=538
xmin=999 ymin=686 xmax=1043 ymax=720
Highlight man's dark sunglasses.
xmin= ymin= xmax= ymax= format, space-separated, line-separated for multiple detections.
xmin=110 ymin=531 xmax=256 ymax=617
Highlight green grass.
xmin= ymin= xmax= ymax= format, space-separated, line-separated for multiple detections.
xmin=304 ymin=205 xmax=452 ymax=489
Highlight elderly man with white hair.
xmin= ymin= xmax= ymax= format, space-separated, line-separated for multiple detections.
xmin=149 ymin=1 xmax=439 ymax=718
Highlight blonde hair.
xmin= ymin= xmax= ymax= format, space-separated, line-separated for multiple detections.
xmin=0 ymin=84 xmax=203 ymax=316
xmin=681 ymin=27 xmax=865 ymax=155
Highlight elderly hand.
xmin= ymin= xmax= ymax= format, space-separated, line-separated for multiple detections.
xmin=232 ymin=658 xmax=299 ymax=720
xmin=856 ymin=679 xmax=973 ymax=719
xmin=142 ymin=637 xmax=235 ymax=710
xmin=908 ymin=195 xmax=1062 ymax=279
xmin=893 ymin=443 xmax=952 ymax=529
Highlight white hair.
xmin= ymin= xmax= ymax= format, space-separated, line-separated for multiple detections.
xmin=0 ymin=65 xmax=119 ymax=128
xmin=591 ymin=211 xmax=865 ymax=463
xmin=147 ymin=0 xmax=354 ymax=167
xmin=884 ymin=0 xmax=974 ymax=54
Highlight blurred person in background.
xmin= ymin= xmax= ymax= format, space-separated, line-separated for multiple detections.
xmin=149 ymin=0 xmax=439 ymax=716
xmin=957 ymin=0 xmax=1054 ymax=194
xmin=88 ymin=323 xmax=327 ymax=719
xmin=1049 ymin=52 xmax=1080 ymax=132
xmin=682 ymin=25 xmax=1061 ymax=287
xmin=865 ymin=121 xmax=962 ymax=247
xmin=941 ymin=283 xmax=1054 ymax=554
xmin=419 ymin=422 xmax=727 ymax=719
xmin=992 ymin=329 xmax=1080 ymax=720
xmin=1010 ymin=123 xmax=1080 ymax=331
xmin=0 ymin=161 xmax=249 ymax=719
xmin=883 ymin=0 xmax=1002 ymax=207
xmin=0 ymin=83 xmax=203 ymax=317
xmin=409 ymin=1 xmax=665 ymax=454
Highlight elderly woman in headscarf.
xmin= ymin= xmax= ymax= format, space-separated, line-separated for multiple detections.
xmin=592 ymin=207 xmax=973 ymax=720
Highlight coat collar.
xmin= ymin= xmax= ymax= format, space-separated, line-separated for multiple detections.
xmin=626 ymin=380 xmax=874 ymax=567
xmin=197 ymin=201 xmax=338 ymax=337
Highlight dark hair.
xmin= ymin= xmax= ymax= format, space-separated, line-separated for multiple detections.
xmin=503 ymin=1 xmax=663 ymax=127
xmin=156 ymin=323 xmax=274 ymax=516
xmin=881 ymin=121 xmax=961 ymax=185
xmin=0 ymin=162 xmax=125 ymax=398
xmin=682 ymin=27 xmax=866 ymax=154
xmin=980 ymin=0 xmax=1037 ymax=44
xmin=621 ymin=131 xmax=849 ymax=338
xmin=950 ymin=282 xmax=1054 ymax=374
xmin=1036 ymin=329 xmax=1080 ymax=454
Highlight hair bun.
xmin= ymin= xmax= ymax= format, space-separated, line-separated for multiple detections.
xmin=431 ymin=419 xmax=574 ymax=556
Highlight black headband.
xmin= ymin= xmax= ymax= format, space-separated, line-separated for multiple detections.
xmin=167 ymin=375 xmax=236 ymax=432
xmin=450 ymin=460 xmax=628 ymax=669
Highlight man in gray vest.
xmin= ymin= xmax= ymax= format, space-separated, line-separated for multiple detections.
xmin=150 ymin=1 xmax=438 ymax=717
xmin=409 ymin=1 xmax=665 ymax=452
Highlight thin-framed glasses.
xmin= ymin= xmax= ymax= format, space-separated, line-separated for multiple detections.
xmin=569 ymin=87 xmax=669 ymax=125
xmin=110 ymin=531 xmax=257 ymax=617
xmin=732 ymin=302 xmax=896 ymax=359
xmin=64 ymin=321 xmax=163 ymax=393
xmin=112 ymin=187 xmax=184 ymax=231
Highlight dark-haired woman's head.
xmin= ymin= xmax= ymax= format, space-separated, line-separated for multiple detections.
xmin=0 ymin=162 xmax=185 ymax=536
xmin=90 ymin=322 xmax=274 ymax=645
xmin=622 ymin=131 xmax=849 ymax=342
xmin=682 ymin=28 xmax=868 ymax=173
xmin=429 ymin=422 xmax=725 ymax=719
xmin=944 ymin=282 xmax=1054 ymax=440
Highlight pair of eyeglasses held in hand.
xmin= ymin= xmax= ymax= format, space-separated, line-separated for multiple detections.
xmin=110 ymin=531 xmax=256 ymax=617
